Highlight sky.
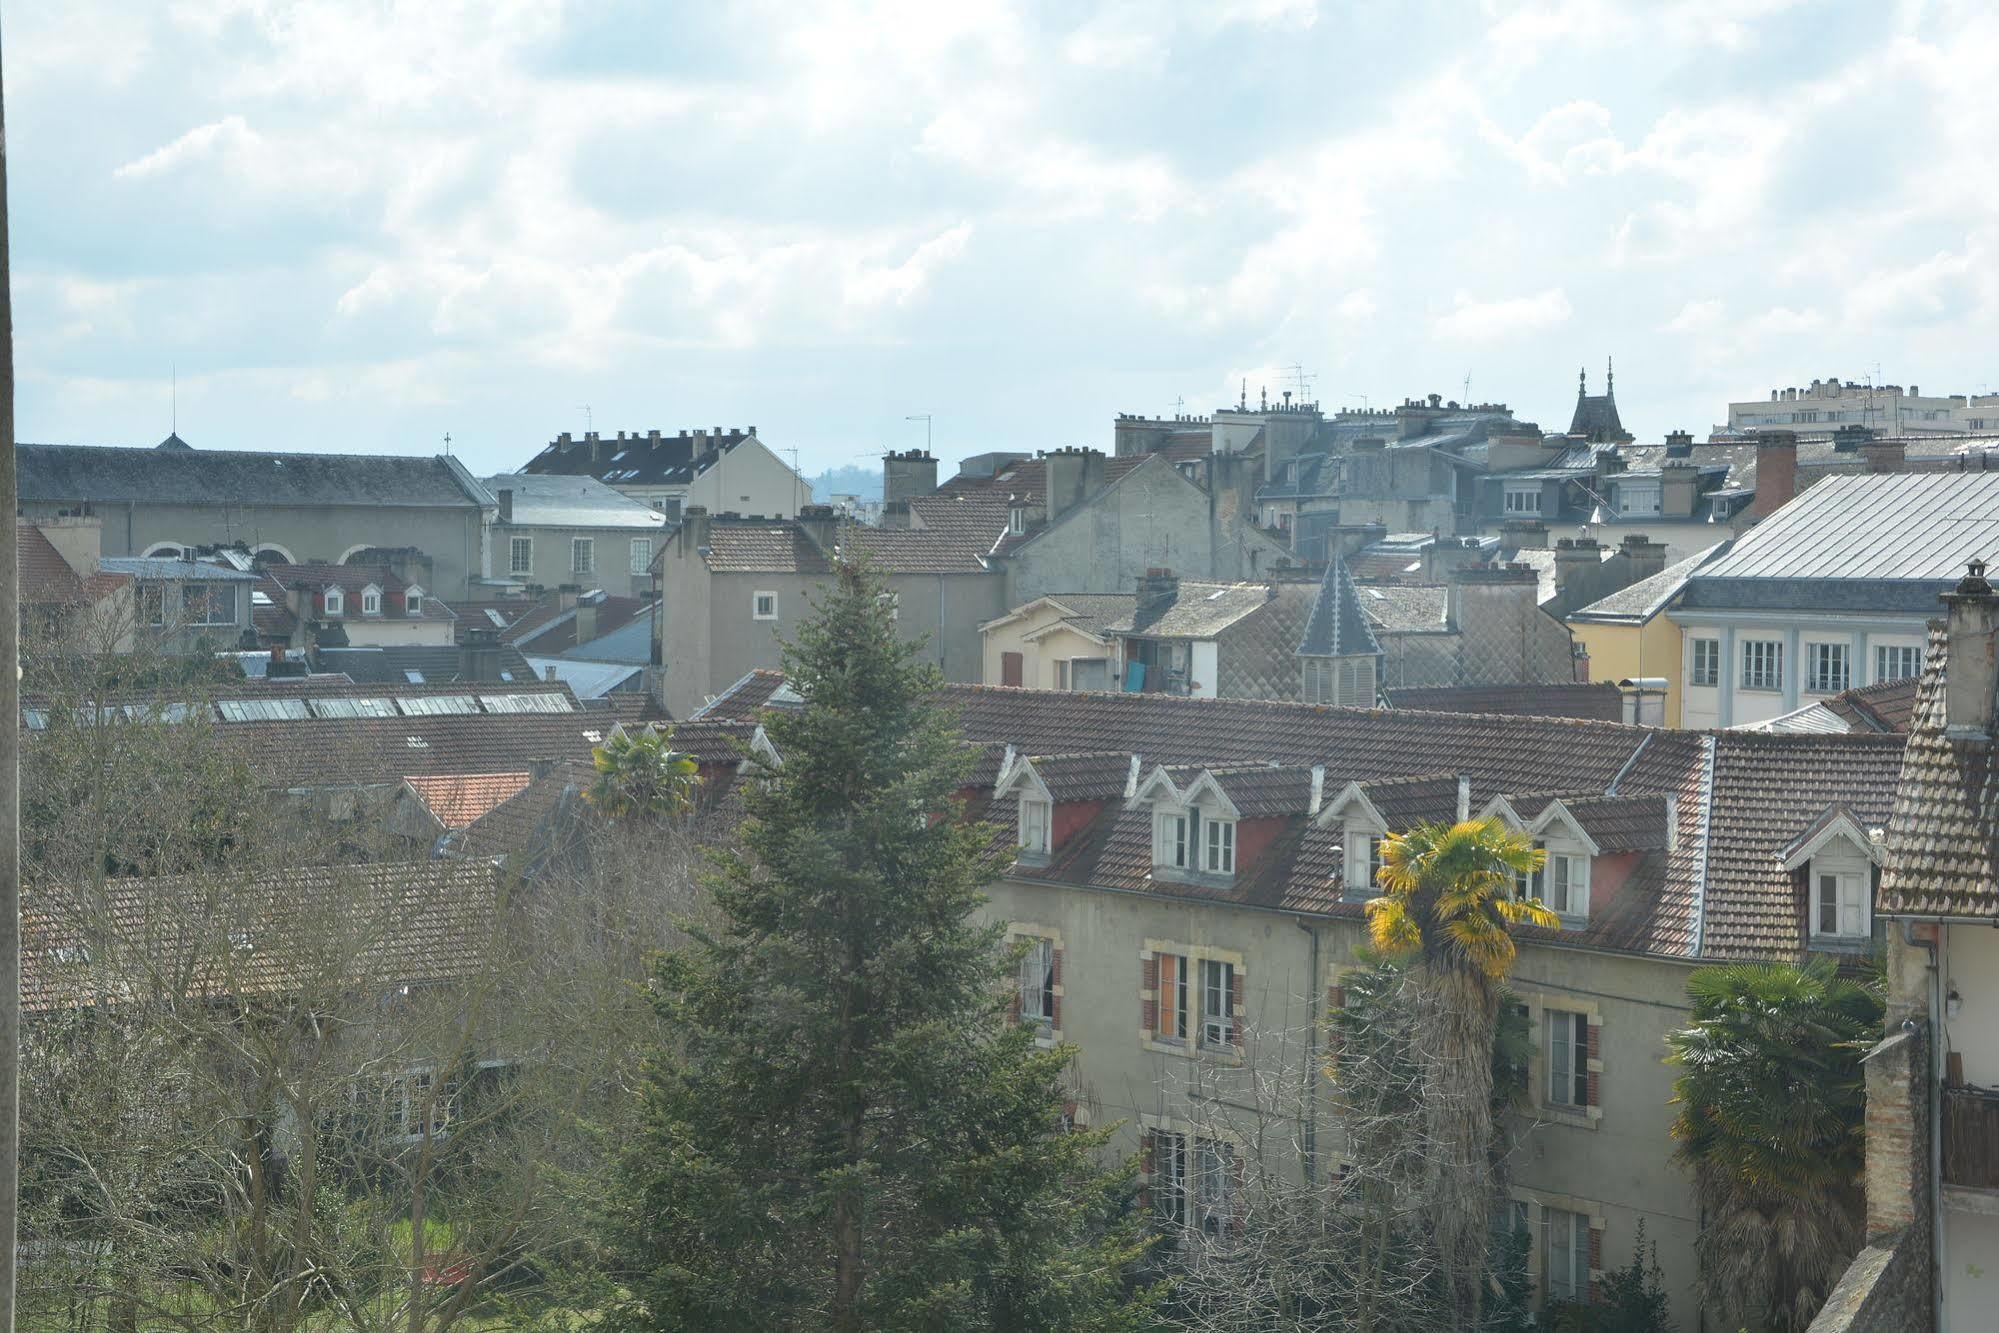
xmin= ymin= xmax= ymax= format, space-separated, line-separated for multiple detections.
xmin=10 ymin=0 xmax=1999 ymax=479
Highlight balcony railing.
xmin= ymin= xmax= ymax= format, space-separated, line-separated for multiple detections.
xmin=1942 ymin=1086 xmax=1999 ymax=1192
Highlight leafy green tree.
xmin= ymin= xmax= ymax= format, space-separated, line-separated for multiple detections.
xmin=602 ymin=561 xmax=1156 ymax=1332
xmin=585 ymin=726 xmax=698 ymax=821
xmin=1365 ymin=818 xmax=1552 ymax=1327
xmin=1665 ymin=959 xmax=1881 ymax=1332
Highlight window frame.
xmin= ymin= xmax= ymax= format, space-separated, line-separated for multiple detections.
xmin=629 ymin=537 xmax=653 ymax=574
xmin=1017 ymin=936 xmax=1056 ymax=1037
xmin=1153 ymin=1130 xmax=1189 ymax=1228
xmin=1344 ymin=824 xmax=1384 ymax=899
xmin=1806 ymin=641 xmax=1850 ymax=695
xmin=1690 ymin=637 xmax=1720 ymax=688
xmin=1543 ymin=1206 xmax=1591 ymax=1304
xmin=140 ymin=583 xmax=167 ymax=628
xmin=360 ymin=585 xmax=382 ymax=617
xmin=1503 ymin=484 xmax=1543 ymax=515
xmin=405 ymin=585 xmax=424 ymax=616
xmin=1204 ymin=816 xmax=1236 ymax=875
xmin=187 ymin=583 xmax=236 ymax=627
xmin=323 ymin=586 xmax=344 ymax=617
xmin=571 ymin=536 xmax=595 ymax=575
xmin=1155 ymin=952 xmax=1191 ymax=1045
xmin=1874 ymin=643 xmax=1922 ymax=683
xmin=509 ymin=535 xmax=534 ymax=576
xmin=1154 ymin=807 xmax=1194 ymax=873
xmin=1545 ymin=849 xmax=1590 ymax=921
xmin=1740 ymin=638 xmax=1783 ymax=692
xmin=1811 ymin=863 xmax=1869 ymax=941
xmin=1194 ymin=1137 xmax=1237 ymax=1237
xmin=1017 ymin=794 xmax=1052 ymax=858
xmin=752 ymin=590 xmax=779 ymax=621
xmin=1546 ymin=1009 xmax=1590 ymax=1109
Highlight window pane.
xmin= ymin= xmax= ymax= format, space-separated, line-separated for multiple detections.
xmin=1818 ymin=874 xmax=1839 ymax=934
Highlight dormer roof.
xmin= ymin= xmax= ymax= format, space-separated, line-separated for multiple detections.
xmin=1323 ymin=773 xmax=1465 ymax=829
xmin=1779 ymin=803 xmax=1884 ymax=870
xmin=1297 ymin=554 xmax=1382 ymax=659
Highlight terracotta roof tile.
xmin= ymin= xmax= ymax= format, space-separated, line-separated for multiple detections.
xmin=1880 ymin=625 xmax=1999 ymax=917
xmin=403 ymin=772 xmax=533 ymax=829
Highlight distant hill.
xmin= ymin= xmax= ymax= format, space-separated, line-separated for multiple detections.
xmin=808 ymin=463 xmax=881 ymax=501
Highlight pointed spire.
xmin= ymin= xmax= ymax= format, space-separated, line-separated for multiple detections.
xmin=1298 ymin=552 xmax=1383 ymax=660
xmin=1578 ymin=365 xmax=1587 ymax=397
xmin=1606 ymin=356 xmax=1615 ymax=397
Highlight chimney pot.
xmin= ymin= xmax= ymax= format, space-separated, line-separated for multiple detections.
xmin=1944 ymin=561 xmax=1999 ymax=736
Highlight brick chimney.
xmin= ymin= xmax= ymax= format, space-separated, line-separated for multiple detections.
xmin=1663 ymin=429 xmax=1694 ymax=458
xmin=883 ymin=450 xmax=938 ymax=506
xmin=1750 ymin=430 xmax=1799 ymax=518
xmin=1136 ymin=567 xmax=1179 ymax=618
xmin=1944 ymin=560 xmax=1999 ymax=738
xmin=1043 ymin=447 xmax=1107 ymax=524
xmin=1864 ymin=438 xmax=1907 ymax=475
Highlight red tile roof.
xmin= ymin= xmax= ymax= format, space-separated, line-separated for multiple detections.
xmin=1880 ymin=626 xmax=1998 ymax=918
xmin=403 ymin=772 xmax=533 ymax=829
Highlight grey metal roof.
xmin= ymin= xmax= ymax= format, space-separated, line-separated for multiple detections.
xmin=1568 ymin=542 xmax=1730 ymax=624
xmin=525 ymin=656 xmax=644 ymax=697
xmin=98 ymin=557 xmax=262 ymax=581
xmin=480 ymin=473 xmax=666 ymax=530
xmin=19 ymin=443 xmax=493 ymax=509
xmin=1696 ymin=473 xmax=1999 ymax=584
xmin=1297 ymin=555 xmax=1383 ymax=657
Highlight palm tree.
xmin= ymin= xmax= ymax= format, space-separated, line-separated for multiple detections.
xmin=584 ymin=726 xmax=699 ymax=821
xmin=1665 ymin=959 xmax=1882 ymax=1332
xmin=1365 ymin=817 xmax=1552 ymax=1325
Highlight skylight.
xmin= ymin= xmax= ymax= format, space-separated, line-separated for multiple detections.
xmin=396 ymin=695 xmax=479 ymax=716
xmin=217 ymin=698 xmax=312 ymax=722
xmin=404 ymin=670 xmax=426 ymax=684
xmin=478 ymin=693 xmax=573 ymax=715
xmin=484 ymin=609 xmax=507 ymax=628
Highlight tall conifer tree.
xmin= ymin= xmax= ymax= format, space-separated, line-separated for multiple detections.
xmin=604 ymin=560 xmax=1154 ymax=1332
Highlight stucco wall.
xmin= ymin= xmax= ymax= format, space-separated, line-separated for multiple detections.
xmin=1570 ymin=616 xmax=1685 ymax=727
xmin=977 ymin=872 xmax=1705 ymax=1324
xmin=495 ymin=521 xmax=656 ymax=598
xmin=1674 ymin=614 xmax=1928 ymax=729
xmin=981 ymin=610 xmax=1117 ymax=689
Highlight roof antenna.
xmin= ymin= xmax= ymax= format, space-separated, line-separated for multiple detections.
xmin=171 ymin=362 xmax=177 ymax=435
xmin=579 ymin=405 xmax=593 ymax=432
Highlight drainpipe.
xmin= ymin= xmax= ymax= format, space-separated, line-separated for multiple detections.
xmin=1295 ymin=915 xmax=1321 ymax=1183
xmin=1904 ymin=917 xmax=1944 ymax=1332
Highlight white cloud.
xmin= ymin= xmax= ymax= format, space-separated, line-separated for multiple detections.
xmin=1433 ymin=289 xmax=1573 ymax=342
xmin=1666 ymin=298 xmax=1725 ymax=334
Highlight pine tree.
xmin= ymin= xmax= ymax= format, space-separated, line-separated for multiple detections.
xmin=602 ymin=560 xmax=1156 ymax=1332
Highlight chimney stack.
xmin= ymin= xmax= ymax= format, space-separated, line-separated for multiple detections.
xmin=1944 ymin=561 xmax=1999 ymax=738
xmin=1663 ymin=429 xmax=1694 ymax=457
xmin=1617 ymin=533 xmax=1668 ymax=583
xmin=682 ymin=505 xmax=712 ymax=552
xmin=1750 ymin=430 xmax=1799 ymax=519
xmin=1042 ymin=447 xmax=1107 ymax=524
xmin=1500 ymin=519 xmax=1548 ymax=551
xmin=1863 ymin=437 xmax=1907 ymax=475
xmin=883 ymin=450 xmax=939 ymax=506
xmin=1136 ymin=567 xmax=1179 ymax=618
xmin=497 ymin=487 xmax=513 ymax=525
xmin=797 ymin=503 xmax=839 ymax=554
xmin=461 ymin=626 xmax=502 ymax=684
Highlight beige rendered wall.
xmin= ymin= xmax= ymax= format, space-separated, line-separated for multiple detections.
xmin=1570 ymin=616 xmax=1684 ymax=727
xmin=982 ymin=608 xmax=1117 ymax=688
xmin=977 ymin=874 xmax=1703 ymax=1324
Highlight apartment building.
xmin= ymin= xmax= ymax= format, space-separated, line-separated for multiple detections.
xmin=480 ymin=473 xmax=666 ymax=599
xmin=515 ymin=426 xmax=811 ymax=520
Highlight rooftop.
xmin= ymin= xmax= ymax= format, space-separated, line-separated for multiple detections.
xmin=18 ymin=442 xmax=491 ymax=510
xmin=481 ymin=473 xmax=668 ymax=530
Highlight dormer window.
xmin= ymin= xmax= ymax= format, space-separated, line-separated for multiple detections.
xmin=1204 ymin=817 xmax=1236 ymax=875
xmin=1781 ymin=806 xmax=1881 ymax=947
xmin=323 ymin=587 xmax=344 ymax=616
xmin=1814 ymin=867 xmax=1867 ymax=940
xmin=1018 ymin=795 xmax=1051 ymax=862
xmin=1517 ymin=838 xmax=1589 ymax=923
xmin=361 ymin=584 xmax=383 ymax=616
xmin=1009 ymin=507 xmax=1027 ymax=535
xmin=405 ymin=586 xmax=424 ymax=616
xmin=1344 ymin=825 xmax=1384 ymax=899
xmin=1155 ymin=806 xmax=1194 ymax=871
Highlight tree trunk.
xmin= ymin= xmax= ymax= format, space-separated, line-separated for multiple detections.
xmin=830 ymin=994 xmax=864 ymax=1328
xmin=1419 ymin=963 xmax=1497 ymax=1327
xmin=0 ymin=10 xmax=22 ymax=1326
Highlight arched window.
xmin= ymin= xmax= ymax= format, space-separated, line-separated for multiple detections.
xmin=142 ymin=542 xmax=185 ymax=560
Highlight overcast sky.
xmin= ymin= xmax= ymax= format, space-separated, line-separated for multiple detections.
xmin=10 ymin=0 xmax=1996 ymax=477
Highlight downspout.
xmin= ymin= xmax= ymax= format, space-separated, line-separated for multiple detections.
xmin=1904 ymin=917 xmax=1944 ymax=1332
xmin=1295 ymin=915 xmax=1320 ymax=1183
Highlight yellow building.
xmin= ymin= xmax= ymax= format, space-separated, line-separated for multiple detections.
xmin=1566 ymin=543 xmax=1726 ymax=730
xmin=978 ymin=593 xmax=1131 ymax=690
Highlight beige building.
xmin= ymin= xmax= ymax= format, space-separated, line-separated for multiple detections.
xmin=480 ymin=473 xmax=667 ymax=599
xmin=515 ymin=426 xmax=812 ymax=520
xmin=941 ymin=682 xmax=1904 ymax=1325
xmin=18 ymin=438 xmax=499 ymax=601
xmin=1730 ymin=377 xmax=1999 ymax=440
xmin=653 ymin=505 xmax=1006 ymax=718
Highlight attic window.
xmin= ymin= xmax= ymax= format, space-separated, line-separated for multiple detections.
xmin=324 ymin=587 xmax=344 ymax=616
xmin=361 ymin=586 xmax=383 ymax=616
xmin=405 ymin=586 xmax=424 ymax=616
xmin=484 ymin=609 xmax=507 ymax=628
xmin=1206 ymin=589 xmax=1228 ymax=601
xmin=1009 ymin=509 xmax=1026 ymax=535
xmin=1018 ymin=795 xmax=1052 ymax=861
xmin=404 ymin=670 xmax=425 ymax=684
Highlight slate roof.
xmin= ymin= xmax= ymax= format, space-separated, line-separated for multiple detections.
xmin=18 ymin=443 xmax=491 ymax=509
xmin=1356 ymin=583 xmax=1449 ymax=634
xmin=1383 ymin=682 xmax=1623 ymax=722
xmin=1008 ymin=752 xmax=1136 ymax=802
xmin=697 ymin=518 xmax=995 ymax=576
xmin=512 ymin=596 xmax=651 ymax=654
xmin=239 ymin=645 xmax=538 ymax=686
xmin=942 ymin=683 xmax=1901 ymax=961
xmin=1879 ymin=625 xmax=1999 ymax=918
xmin=480 ymin=473 xmax=667 ymax=529
xmin=1298 ymin=557 xmax=1383 ymax=658
xmin=24 ymin=861 xmax=499 ymax=1013
xmin=99 ymin=558 xmax=262 ymax=583
xmin=517 ymin=429 xmax=756 ymax=487
xmin=1105 ymin=581 xmax=1273 ymax=640
xmin=1699 ymin=731 xmax=1904 ymax=958
xmin=1683 ymin=474 xmax=1999 ymax=612
xmin=1568 ymin=542 xmax=1730 ymax=624
xmin=907 ymin=493 xmax=1012 ymax=551
xmin=691 ymin=668 xmax=800 ymax=720
xmin=403 ymin=772 xmax=533 ymax=829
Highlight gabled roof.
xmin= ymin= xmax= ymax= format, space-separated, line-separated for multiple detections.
xmin=1777 ymin=804 xmax=1883 ymax=870
xmin=1105 ymin=581 xmax=1273 ymax=640
xmin=18 ymin=523 xmax=129 ymax=606
xmin=995 ymin=752 xmax=1137 ymax=804
xmin=691 ymin=668 xmax=801 ymax=720
xmin=696 ymin=518 xmax=995 ymax=576
xmin=1322 ymin=773 xmax=1463 ymax=829
xmin=403 ymin=772 xmax=534 ymax=830
xmin=1568 ymin=542 xmax=1730 ymax=624
xmin=1297 ymin=556 xmax=1382 ymax=658
xmin=18 ymin=443 xmax=491 ymax=509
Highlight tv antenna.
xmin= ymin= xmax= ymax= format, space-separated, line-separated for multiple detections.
xmin=578 ymin=405 xmax=593 ymax=432
xmin=905 ymin=414 xmax=932 ymax=452
xmin=1285 ymin=363 xmax=1317 ymax=402
xmin=1462 ymin=370 xmax=1472 ymax=404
